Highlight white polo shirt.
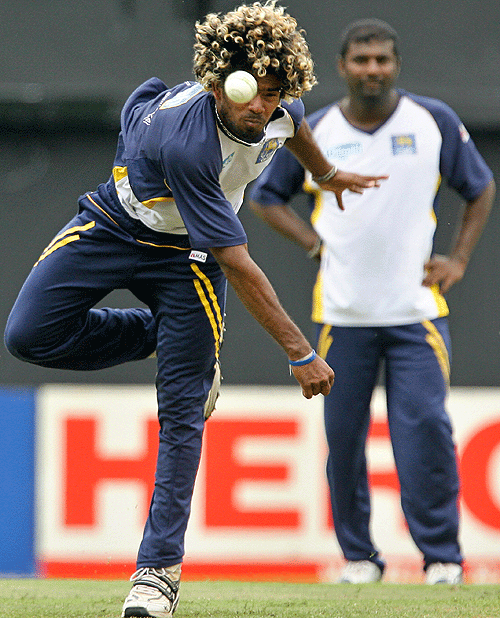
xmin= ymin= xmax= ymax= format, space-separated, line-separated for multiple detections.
xmin=250 ymin=91 xmax=493 ymax=326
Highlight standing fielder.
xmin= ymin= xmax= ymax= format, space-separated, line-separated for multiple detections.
xmin=250 ymin=18 xmax=495 ymax=585
xmin=4 ymin=3 xmax=385 ymax=616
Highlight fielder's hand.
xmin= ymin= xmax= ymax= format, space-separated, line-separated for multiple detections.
xmin=422 ymin=254 xmax=466 ymax=294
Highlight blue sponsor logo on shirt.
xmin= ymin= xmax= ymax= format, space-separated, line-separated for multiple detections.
xmin=326 ymin=143 xmax=362 ymax=161
xmin=256 ymin=138 xmax=280 ymax=164
xmin=391 ymin=134 xmax=416 ymax=155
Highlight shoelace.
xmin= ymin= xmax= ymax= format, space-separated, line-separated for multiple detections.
xmin=131 ymin=568 xmax=179 ymax=604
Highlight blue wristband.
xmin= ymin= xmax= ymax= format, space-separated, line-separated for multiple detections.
xmin=289 ymin=349 xmax=317 ymax=367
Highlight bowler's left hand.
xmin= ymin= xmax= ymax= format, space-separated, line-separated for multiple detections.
xmin=318 ymin=170 xmax=388 ymax=210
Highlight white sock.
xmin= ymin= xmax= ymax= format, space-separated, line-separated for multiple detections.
xmin=163 ymin=563 xmax=182 ymax=581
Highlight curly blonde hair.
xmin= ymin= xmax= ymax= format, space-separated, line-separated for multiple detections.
xmin=193 ymin=1 xmax=317 ymax=100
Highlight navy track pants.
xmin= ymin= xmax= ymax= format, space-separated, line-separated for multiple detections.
xmin=5 ymin=190 xmax=226 ymax=568
xmin=317 ymin=320 xmax=462 ymax=571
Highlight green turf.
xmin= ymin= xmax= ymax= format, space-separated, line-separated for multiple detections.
xmin=0 ymin=579 xmax=499 ymax=618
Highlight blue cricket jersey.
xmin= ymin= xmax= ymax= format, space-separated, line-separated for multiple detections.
xmin=100 ymin=77 xmax=304 ymax=249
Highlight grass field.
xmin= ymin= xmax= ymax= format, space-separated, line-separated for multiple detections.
xmin=1 ymin=579 xmax=499 ymax=618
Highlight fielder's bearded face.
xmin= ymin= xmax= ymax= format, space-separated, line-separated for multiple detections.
xmin=338 ymin=39 xmax=401 ymax=102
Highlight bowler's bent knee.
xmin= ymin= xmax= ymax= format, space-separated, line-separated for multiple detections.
xmin=4 ymin=314 xmax=57 ymax=365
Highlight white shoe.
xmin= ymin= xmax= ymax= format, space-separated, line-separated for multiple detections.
xmin=337 ymin=560 xmax=383 ymax=583
xmin=204 ymin=360 xmax=221 ymax=419
xmin=122 ymin=567 xmax=180 ymax=617
xmin=425 ymin=562 xmax=463 ymax=584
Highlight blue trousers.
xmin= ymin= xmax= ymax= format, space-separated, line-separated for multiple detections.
xmin=5 ymin=190 xmax=226 ymax=568
xmin=317 ymin=320 xmax=462 ymax=571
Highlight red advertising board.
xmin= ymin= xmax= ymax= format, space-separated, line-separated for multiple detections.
xmin=37 ymin=385 xmax=500 ymax=583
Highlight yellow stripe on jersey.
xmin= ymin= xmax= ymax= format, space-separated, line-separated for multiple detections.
xmin=422 ymin=319 xmax=450 ymax=386
xmin=430 ymin=175 xmax=441 ymax=224
xmin=113 ymin=166 xmax=173 ymax=210
xmin=430 ymin=283 xmax=449 ymax=317
xmin=303 ymin=178 xmax=323 ymax=227
xmin=317 ymin=324 xmax=333 ymax=359
xmin=142 ymin=197 xmax=175 ymax=209
xmin=435 ymin=173 xmax=442 ymax=195
xmin=311 ymin=268 xmax=324 ymax=323
xmin=304 ymin=178 xmax=325 ymax=322
xmin=191 ymin=263 xmax=224 ymax=358
xmin=34 ymin=221 xmax=96 ymax=266
xmin=112 ymin=165 xmax=128 ymax=182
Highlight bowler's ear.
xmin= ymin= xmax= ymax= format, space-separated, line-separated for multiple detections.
xmin=212 ymin=82 xmax=223 ymax=101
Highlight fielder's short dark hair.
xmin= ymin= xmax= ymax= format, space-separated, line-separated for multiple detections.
xmin=339 ymin=18 xmax=400 ymax=58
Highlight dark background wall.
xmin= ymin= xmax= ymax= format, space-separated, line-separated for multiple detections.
xmin=1 ymin=0 xmax=499 ymax=387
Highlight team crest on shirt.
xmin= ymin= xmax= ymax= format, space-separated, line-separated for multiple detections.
xmin=256 ymin=138 xmax=280 ymax=163
xmin=391 ymin=134 xmax=417 ymax=155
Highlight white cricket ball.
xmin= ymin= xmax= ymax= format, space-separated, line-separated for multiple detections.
xmin=224 ymin=71 xmax=258 ymax=104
